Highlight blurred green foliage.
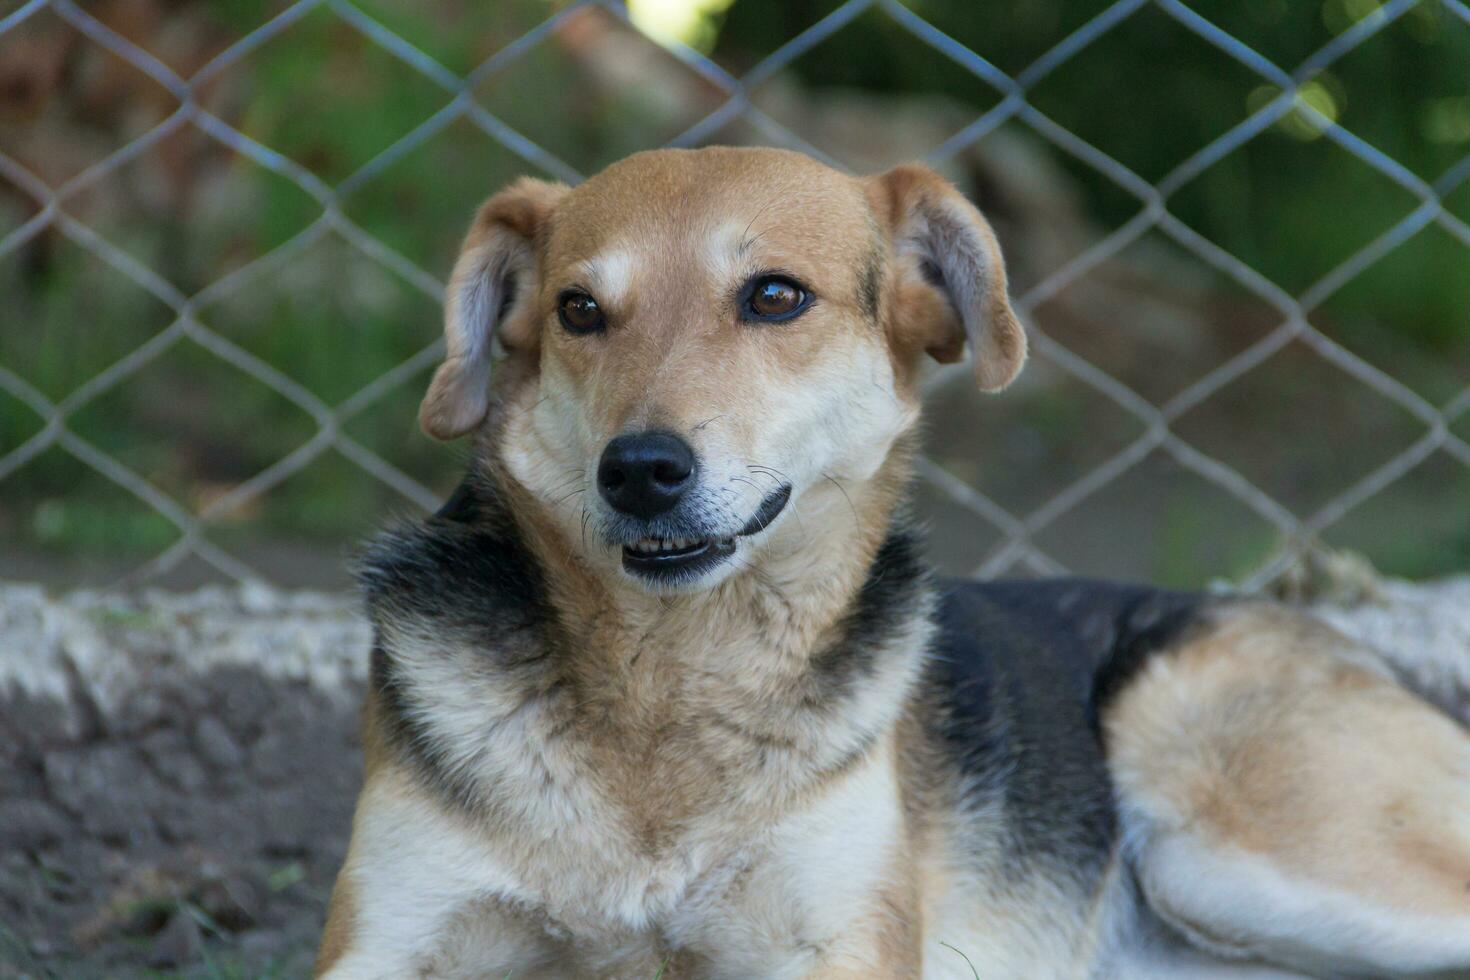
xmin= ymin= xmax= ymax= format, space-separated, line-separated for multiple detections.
xmin=1 ymin=0 xmax=1467 ymax=585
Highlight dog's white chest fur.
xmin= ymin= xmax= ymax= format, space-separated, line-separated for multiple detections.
xmin=339 ymin=722 xmax=908 ymax=979
xmin=335 ymin=500 xmax=937 ymax=977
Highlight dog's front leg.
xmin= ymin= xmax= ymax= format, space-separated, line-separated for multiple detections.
xmin=315 ymin=771 xmax=555 ymax=979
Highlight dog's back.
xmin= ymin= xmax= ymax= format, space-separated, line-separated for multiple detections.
xmin=927 ymin=577 xmax=1207 ymax=862
xmin=901 ymin=580 xmax=1209 ymax=973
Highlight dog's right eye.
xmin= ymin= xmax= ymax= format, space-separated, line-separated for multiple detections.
xmin=740 ymin=274 xmax=811 ymax=323
xmin=557 ymin=290 xmax=606 ymax=335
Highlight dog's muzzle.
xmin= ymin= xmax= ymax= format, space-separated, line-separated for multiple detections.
xmin=621 ymin=484 xmax=791 ymax=583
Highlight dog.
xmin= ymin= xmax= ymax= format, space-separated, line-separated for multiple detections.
xmin=316 ymin=146 xmax=1470 ymax=978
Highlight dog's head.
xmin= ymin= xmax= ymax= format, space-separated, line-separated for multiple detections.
xmin=420 ymin=147 xmax=1024 ymax=593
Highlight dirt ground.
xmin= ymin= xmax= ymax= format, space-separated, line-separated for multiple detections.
xmin=0 ymin=585 xmax=367 ymax=979
xmin=1 ymin=574 xmax=1467 ymax=979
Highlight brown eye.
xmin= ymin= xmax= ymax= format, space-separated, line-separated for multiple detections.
xmin=743 ymin=276 xmax=809 ymax=322
xmin=557 ymin=290 xmax=605 ymax=334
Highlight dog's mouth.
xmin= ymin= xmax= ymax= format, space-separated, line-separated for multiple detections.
xmin=621 ymin=484 xmax=791 ymax=582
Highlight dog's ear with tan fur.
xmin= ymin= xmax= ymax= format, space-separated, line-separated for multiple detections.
xmin=420 ymin=177 xmax=568 ymax=440
xmin=867 ymin=164 xmax=1026 ymax=392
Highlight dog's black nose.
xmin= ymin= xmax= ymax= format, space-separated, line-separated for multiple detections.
xmin=597 ymin=431 xmax=696 ymax=519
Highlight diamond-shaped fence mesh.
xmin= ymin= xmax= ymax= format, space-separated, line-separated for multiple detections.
xmin=2 ymin=0 xmax=1468 ymax=591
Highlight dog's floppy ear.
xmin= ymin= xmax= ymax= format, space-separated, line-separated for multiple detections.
xmin=420 ymin=177 xmax=569 ymax=440
xmin=867 ymin=164 xmax=1026 ymax=392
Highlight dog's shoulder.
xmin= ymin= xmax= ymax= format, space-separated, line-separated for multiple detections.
xmin=356 ymin=472 xmax=551 ymax=637
xmin=922 ymin=577 xmax=1210 ymax=872
xmin=356 ymin=473 xmax=563 ymax=810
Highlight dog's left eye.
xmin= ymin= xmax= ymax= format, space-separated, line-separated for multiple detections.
xmin=558 ymin=290 xmax=606 ymax=335
xmin=742 ymin=276 xmax=809 ymax=322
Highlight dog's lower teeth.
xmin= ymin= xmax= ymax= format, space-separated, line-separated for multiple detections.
xmin=626 ymin=531 xmax=729 ymax=555
xmin=628 ymin=537 xmax=713 ymax=555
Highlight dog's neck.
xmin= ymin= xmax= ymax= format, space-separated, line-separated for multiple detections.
xmin=362 ymin=440 xmax=932 ymax=823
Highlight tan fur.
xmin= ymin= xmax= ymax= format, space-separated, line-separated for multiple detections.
xmin=319 ymin=147 xmax=1469 ymax=979
xmin=527 ymin=149 xmax=910 ymax=453
xmin=1107 ymin=605 xmax=1470 ymax=975
xmin=314 ymin=870 xmax=355 ymax=976
xmin=320 ymin=151 xmax=983 ymax=979
xmin=490 ymin=442 xmax=915 ymax=854
xmin=865 ymin=163 xmax=1026 ymax=392
xmin=316 ymin=688 xmax=392 ymax=973
xmin=421 ymin=177 xmax=568 ymax=439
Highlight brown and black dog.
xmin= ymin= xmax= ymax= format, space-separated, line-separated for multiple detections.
xmin=317 ymin=147 xmax=1470 ymax=978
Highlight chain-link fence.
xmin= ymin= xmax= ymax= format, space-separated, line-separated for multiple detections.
xmin=2 ymin=0 xmax=1469 ymax=592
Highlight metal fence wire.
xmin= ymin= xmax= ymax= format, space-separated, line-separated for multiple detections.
xmin=2 ymin=0 xmax=1469 ymax=591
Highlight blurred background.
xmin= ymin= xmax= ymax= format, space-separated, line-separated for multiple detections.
xmin=3 ymin=0 xmax=1469 ymax=593
xmin=2 ymin=2 xmax=1469 ymax=975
